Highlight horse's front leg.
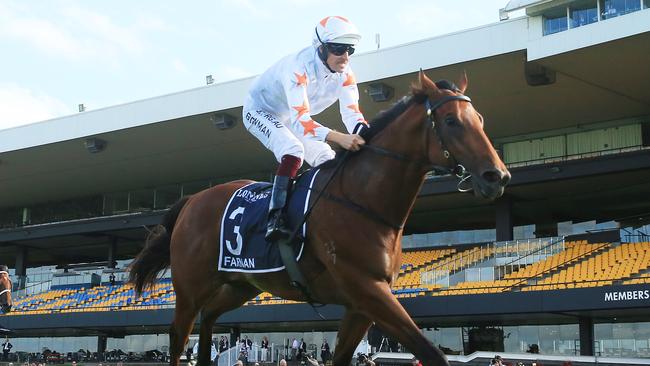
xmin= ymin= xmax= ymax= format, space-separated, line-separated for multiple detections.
xmin=347 ymin=280 xmax=449 ymax=366
xmin=332 ymin=310 xmax=372 ymax=366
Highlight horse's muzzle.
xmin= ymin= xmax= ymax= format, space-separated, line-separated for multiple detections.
xmin=474 ymin=168 xmax=511 ymax=200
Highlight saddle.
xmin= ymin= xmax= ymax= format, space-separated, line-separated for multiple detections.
xmin=218 ymin=169 xmax=321 ymax=274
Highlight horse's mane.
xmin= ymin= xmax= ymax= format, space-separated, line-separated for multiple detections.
xmin=317 ymin=80 xmax=457 ymax=169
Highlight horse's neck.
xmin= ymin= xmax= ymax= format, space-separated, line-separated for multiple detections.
xmin=342 ymin=106 xmax=430 ymax=229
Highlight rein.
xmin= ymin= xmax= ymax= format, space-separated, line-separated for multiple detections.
xmin=282 ymin=91 xmax=476 ymax=309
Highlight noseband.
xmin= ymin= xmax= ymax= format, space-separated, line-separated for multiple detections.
xmin=361 ymin=93 xmax=473 ymax=191
xmin=0 ymin=271 xmax=11 ymax=298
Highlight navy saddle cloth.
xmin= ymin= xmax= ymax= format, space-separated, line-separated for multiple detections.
xmin=218 ymin=168 xmax=321 ymax=273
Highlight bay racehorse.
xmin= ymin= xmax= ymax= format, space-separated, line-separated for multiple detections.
xmin=129 ymin=71 xmax=510 ymax=366
xmin=0 ymin=265 xmax=12 ymax=314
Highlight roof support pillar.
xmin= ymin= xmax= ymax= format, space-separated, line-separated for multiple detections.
xmin=108 ymin=237 xmax=117 ymax=268
xmin=579 ymin=316 xmax=594 ymax=356
xmin=496 ymin=195 xmax=514 ymax=242
xmin=15 ymin=246 xmax=28 ymax=290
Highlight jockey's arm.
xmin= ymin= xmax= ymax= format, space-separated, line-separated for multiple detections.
xmin=338 ymin=69 xmax=368 ymax=134
xmin=327 ymin=68 xmax=366 ymax=151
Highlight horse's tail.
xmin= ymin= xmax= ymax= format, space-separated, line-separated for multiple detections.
xmin=128 ymin=196 xmax=190 ymax=296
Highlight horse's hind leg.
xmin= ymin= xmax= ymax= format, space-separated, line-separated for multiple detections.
xmin=331 ymin=310 xmax=372 ymax=366
xmin=169 ymin=293 xmax=200 ymax=366
xmin=197 ymin=283 xmax=261 ymax=366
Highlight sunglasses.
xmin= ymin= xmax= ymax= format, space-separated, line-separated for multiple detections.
xmin=326 ymin=43 xmax=355 ymax=56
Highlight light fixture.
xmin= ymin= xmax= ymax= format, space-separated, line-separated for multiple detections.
xmin=499 ymin=8 xmax=509 ymax=21
xmin=211 ymin=113 xmax=236 ymax=130
xmin=367 ymin=82 xmax=394 ymax=102
xmin=84 ymin=137 xmax=106 ymax=153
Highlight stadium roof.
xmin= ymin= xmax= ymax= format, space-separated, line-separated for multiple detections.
xmin=503 ymin=0 xmax=551 ymax=12
xmin=1 ymin=13 xmax=648 ymax=209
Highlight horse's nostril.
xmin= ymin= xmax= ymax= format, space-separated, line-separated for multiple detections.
xmin=482 ymin=169 xmax=510 ymax=186
xmin=481 ymin=170 xmax=501 ymax=184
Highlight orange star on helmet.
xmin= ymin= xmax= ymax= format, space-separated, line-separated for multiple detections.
xmin=320 ymin=16 xmax=349 ymax=27
xmin=292 ymin=100 xmax=310 ymax=119
xmin=294 ymin=72 xmax=308 ymax=87
xmin=301 ymin=119 xmax=319 ymax=137
xmin=343 ymin=72 xmax=356 ymax=87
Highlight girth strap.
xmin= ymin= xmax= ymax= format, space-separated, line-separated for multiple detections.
xmin=276 ymin=237 xmax=313 ymax=298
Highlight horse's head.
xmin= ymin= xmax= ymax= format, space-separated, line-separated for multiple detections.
xmin=416 ymin=70 xmax=510 ymax=200
xmin=0 ymin=265 xmax=12 ymax=314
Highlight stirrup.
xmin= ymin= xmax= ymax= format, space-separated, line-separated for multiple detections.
xmin=266 ymin=210 xmax=291 ymax=242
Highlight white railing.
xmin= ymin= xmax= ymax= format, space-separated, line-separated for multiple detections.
xmin=13 ymin=279 xmax=52 ymax=299
xmin=420 ymin=237 xmax=566 ymax=286
xmin=217 ymin=343 xmax=273 ymax=366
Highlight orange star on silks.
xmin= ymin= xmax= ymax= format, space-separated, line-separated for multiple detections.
xmin=292 ymin=100 xmax=310 ymax=119
xmin=347 ymin=104 xmax=361 ymax=114
xmin=320 ymin=16 xmax=349 ymax=27
xmin=342 ymin=72 xmax=356 ymax=87
xmin=294 ymin=72 xmax=308 ymax=87
xmin=300 ymin=119 xmax=319 ymax=137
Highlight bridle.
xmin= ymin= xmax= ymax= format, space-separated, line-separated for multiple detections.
xmin=0 ymin=270 xmax=11 ymax=298
xmin=361 ymin=92 xmax=474 ymax=192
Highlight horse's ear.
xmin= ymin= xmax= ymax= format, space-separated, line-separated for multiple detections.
xmin=457 ymin=71 xmax=468 ymax=94
xmin=418 ymin=69 xmax=438 ymax=92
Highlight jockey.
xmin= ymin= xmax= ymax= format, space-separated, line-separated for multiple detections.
xmin=243 ymin=16 xmax=367 ymax=242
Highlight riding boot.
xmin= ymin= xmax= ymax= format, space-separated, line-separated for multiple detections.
xmin=265 ymin=175 xmax=293 ymax=242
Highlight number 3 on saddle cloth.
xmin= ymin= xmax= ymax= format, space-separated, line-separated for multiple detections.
xmin=218 ymin=169 xmax=321 ymax=273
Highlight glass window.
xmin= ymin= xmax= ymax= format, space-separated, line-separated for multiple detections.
xmin=155 ymin=184 xmax=182 ymax=209
xmin=595 ymin=321 xmax=650 ymax=357
xmin=570 ymin=0 xmax=599 ymax=27
xmin=104 ymin=191 xmax=129 ymax=215
xmin=0 ymin=207 xmax=23 ymax=228
xmin=601 ymin=0 xmax=642 ymax=19
xmin=423 ymin=328 xmax=462 ymax=355
xmin=129 ymin=189 xmax=155 ymax=211
xmin=644 ymin=0 xmax=649 ymax=8
xmin=543 ymin=8 xmax=568 ymax=35
xmin=10 ymin=336 xmax=96 ymax=353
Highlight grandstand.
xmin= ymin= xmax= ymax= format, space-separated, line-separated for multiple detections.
xmin=1 ymin=0 xmax=650 ymax=364
xmin=8 ymin=240 xmax=650 ymax=314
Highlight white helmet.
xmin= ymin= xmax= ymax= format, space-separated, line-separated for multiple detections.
xmin=313 ymin=16 xmax=361 ymax=46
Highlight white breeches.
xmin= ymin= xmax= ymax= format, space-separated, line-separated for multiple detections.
xmin=243 ymin=108 xmax=335 ymax=167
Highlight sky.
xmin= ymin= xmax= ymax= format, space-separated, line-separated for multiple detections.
xmin=0 ymin=0 xmax=515 ymax=130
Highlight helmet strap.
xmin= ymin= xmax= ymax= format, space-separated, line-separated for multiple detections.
xmin=315 ymin=26 xmax=336 ymax=73
xmin=317 ymin=46 xmax=336 ymax=73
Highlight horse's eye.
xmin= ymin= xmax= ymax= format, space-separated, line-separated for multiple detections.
xmin=445 ymin=116 xmax=457 ymax=126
